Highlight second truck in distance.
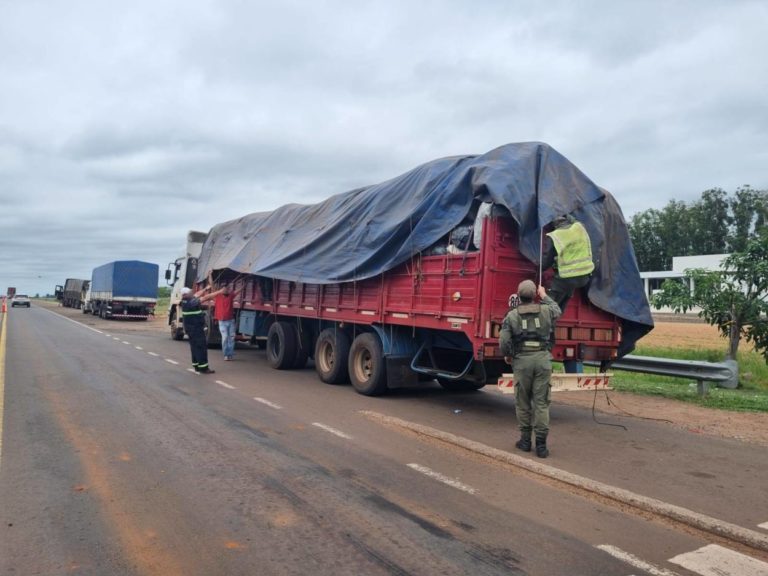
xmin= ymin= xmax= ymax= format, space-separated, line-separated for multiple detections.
xmin=84 ymin=260 xmax=159 ymax=320
xmin=55 ymin=278 xmax=90 ymax=309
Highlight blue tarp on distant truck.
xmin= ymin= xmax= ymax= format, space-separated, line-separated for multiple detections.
xmin=197 ymin=142 xmax=653 ymax=354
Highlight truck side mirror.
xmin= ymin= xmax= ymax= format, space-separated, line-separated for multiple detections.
xmin=165 ymin=269 xmax=171 ymax=281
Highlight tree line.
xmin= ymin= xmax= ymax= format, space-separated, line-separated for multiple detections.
xmin=627 ymin=186 xmax=768 ymax=271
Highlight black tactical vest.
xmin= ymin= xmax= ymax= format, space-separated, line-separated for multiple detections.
xmin=514 ymin=303 xmax=552 ymax=353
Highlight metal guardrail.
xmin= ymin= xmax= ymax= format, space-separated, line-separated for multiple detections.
xmin=585 ymin=355 xmax=738 ymax=395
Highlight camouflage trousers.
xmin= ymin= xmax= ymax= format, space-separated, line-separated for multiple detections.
xmin=513 ymin=351 xmax=552 ymax=437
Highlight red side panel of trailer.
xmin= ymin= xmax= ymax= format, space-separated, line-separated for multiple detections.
xmin=223 ymin=214 xmax=620 ymax=363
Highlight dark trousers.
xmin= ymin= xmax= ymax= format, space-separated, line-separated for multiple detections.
xmin=548 ymin=274 xmax=591 ymax=314
xmin=185 ymin=322 xmax=209 ymax=370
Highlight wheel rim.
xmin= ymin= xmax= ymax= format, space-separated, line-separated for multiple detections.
xmin=318 ymin=341 xmax=334 ymax=373
xmin=353 ymin=348 xmax=372 ymax=382
xmin=268 ymin=334 xmax=279 ymax=359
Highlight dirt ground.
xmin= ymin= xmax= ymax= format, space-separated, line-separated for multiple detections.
xmin=555 ymin=390 xmax=768 ymax=446
xmin=36 ymin=302 xmax=768 ymax=446
xmin=557 ymin=318 xmax=768 ymax=447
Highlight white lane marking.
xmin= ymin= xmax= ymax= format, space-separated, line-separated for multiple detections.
xmin=759 ymin=522 xmax=768 ymax=530
xmin=147 ymin=352 xmax=160 ymax=357
xmin=312 ymin=422 xmax=352 ymax=439
xmin=595 ymin=545 xmax=681 ymax=576
xmin=407 ymin=463 xmax=477 ymax=495
xmin=253 ymin=397 xmax=282 ymax=410
xmin=134 ymin=346 xmax=143 ymax=350
xmin=113 ymin=337 xmax=120 ymax=341
xmin=361 ymin=412 xmax=768 ymax=551
xmin=164 ymin=359 xmax=179 ymax=365
xmin=669 ymin=544 xmax=768 ymax=576
xmin=37 ymin=307 xmax=105 ymax=335
xmin=187 ymin=369 xmax=199 ymax=375
xmin=215 ymin=380 xmax=236 ymax=390
xmin=121 ymin=341 xmax=130 ymax=345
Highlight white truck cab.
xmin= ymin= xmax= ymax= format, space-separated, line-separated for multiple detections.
xmin=165 ymin=231 xmax=208 ymax=340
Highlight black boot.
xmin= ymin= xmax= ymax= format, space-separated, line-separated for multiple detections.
xmin=515 ymin=430 xmax=532 ymax=452
xmin=535 ymin=435 xmax=549 ymax=458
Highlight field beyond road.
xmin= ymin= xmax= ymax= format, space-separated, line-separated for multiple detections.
xmin=641 ymin=318 xmax=727 ymax=349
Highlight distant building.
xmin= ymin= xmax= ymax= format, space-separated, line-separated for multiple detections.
xmin=639 ymin=254 xmax=730 ymax=312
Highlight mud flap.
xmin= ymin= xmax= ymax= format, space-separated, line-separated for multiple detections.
xmin=386 ymin=357 xmax=419 ymax=389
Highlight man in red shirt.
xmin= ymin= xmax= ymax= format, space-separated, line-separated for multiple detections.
xmin=207 ymin=283 xmax=236 ymax=360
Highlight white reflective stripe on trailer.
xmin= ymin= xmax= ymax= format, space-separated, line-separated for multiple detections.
xmin=497 ymin=372 xmax=612 ymax=394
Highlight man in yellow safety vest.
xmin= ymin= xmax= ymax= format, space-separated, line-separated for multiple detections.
xmin=541 ymin=214 xmax=595 ymax=314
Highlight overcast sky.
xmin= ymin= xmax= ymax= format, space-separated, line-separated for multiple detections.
xmin=1 ymin=0 xmax=766 ymax=296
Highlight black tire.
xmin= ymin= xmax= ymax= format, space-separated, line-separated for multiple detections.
xmin=266 ymin=321 xmax=298 ymax=370
xmin=170 ymin=311 xmax=185 ymax=340
xmin=293 ymin=326 xmax=311 ymax=369
xmin=437 ymin=377 xmax=486 ymax=392
xmin=314 ymin=328 xmax=351 ymax=384
xmin=348 ymin=332 xmax=388 ymax=396
xmin=205 ymin=312 xmax=221 ymax=349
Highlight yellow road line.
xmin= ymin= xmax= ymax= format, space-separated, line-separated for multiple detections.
xmin=0 ymin=313 xmax=7 ymax=471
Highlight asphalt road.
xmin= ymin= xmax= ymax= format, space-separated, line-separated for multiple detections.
xmin=1 ymin=305 xmax=767 ymax=575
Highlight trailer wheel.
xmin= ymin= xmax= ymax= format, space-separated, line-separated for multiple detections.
xmin=170 ymin=311 xmax=184 ymax=340
xmin=314 ymin=328 xmax=350 ymax=384
xmin=205 ymin=312 xmax=222 ymax=348
xmin=293 ymin=327 xmax=311 ymax=369
xmin=437 ymin=378 xmax=486 ymax=392
xmin=349 ymin=332 xmax=388 ymax=396
xmin=266 ymin=321 xmax=298 ymax=370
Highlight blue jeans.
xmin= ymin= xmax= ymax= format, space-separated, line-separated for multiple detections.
xmin=218 ymin=319 xmax=236 ymax=358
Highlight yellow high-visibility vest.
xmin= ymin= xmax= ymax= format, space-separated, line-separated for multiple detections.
xmin=546 ymin=222 xmax=594 ymax=278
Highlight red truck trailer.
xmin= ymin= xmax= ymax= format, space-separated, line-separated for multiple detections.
xmin=199 ymin=211 xmax=621 ymax=395
xmin=186 ymin=143 xmax=652 ymax=396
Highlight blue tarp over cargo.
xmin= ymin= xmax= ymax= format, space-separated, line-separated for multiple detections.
xmin=91 ymin=261 xmax=159 ymax=298
xmin=197 ymin=142 xmax=653 ymax=354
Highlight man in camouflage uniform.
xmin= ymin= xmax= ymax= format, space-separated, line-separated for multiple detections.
xmin=499 ymin=280 xmax=561 ymax=458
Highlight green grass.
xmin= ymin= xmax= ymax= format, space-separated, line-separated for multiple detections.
xmin=632 ymin=344 xmax=768 ymax=391
xmin=574 ymin=344 xmax=768 ymax=412
xmin=155 ymin=296 xmax=170 ymax=315
xmin=607 ymin=373 xmax=768 ymax=412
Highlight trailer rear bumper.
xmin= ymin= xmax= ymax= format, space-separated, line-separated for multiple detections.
xmin=497 ymin=372 xmax=612 ymax=394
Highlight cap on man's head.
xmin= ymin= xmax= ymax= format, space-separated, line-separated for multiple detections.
xmin=517 ymin=279 xmax=536 ymax=300
xmin=181 ymin=287 xmax=192 ymax=296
